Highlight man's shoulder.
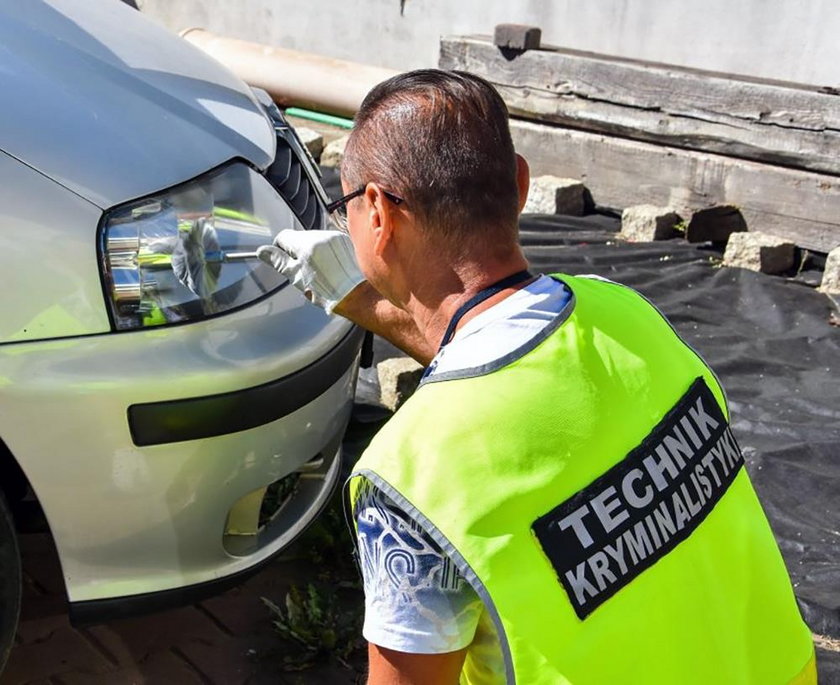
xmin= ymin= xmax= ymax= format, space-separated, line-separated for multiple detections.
xmin=423 ymin=274 xmax=573 ymax=382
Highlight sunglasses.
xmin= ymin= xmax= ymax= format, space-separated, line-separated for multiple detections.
xmin=326 ymin=185 xmax=404 ymax=232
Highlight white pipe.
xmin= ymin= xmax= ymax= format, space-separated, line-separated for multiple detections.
xmin=181 ymin=28 xmax=398 ymax=117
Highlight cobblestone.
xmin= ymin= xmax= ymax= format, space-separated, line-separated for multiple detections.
xmin=0 ymin=533 xmax=359 ymax=685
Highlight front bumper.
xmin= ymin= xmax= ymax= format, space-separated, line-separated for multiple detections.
xmin=0 ymin=286 xmax=361 ymax=615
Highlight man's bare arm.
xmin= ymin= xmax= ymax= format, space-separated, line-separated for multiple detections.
xmin=334 ymin=282 xmax=435 ymax=365
xmin=367 ymin=643 xmax=467 ymax=685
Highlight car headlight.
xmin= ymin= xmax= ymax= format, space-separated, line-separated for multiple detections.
xmin=100 ymin=163 xmax=302 ymax=330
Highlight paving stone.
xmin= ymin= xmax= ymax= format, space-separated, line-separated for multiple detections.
xmin=819 ymin=246 xmax=840 ymax=294
xmin=4 ymin=480 xmax=361 ymax=685
xmin=685 ymin=205 xmax=747 ymax=243
xmin=87 ymin=605 xmax=229 ymax=665
xmin=15 ymin=598 xmax=68 ymax=644
xmin=522 ymin=175 xmax=586 ymax=216
xmin=293 ymin=127 xmax=324 ymax=161
xmin=80 ymin=625 xmax=138 ymax=669
xmin=281 ymin=667 xmax=359 ymax=685
xmin=18 ymin=533 xmax=65 ymax=595
xmin=199 ymin=586 xmax=276 ymax=636
xmin=1 ymin=627 xmax=113 ymax=683
xmin=723 ymin=232 xmax=795 ymax=274
xmin=53 ymin=650 xmax=205 ymax=685
xmin=177 ymin=635 xmax=267 ymax=684
xmin=320 ymin=135 xmax=349 ymax=168
xmin=377 ymin=357 xmax=424 ymax=412
xmin=493 ymin=24 xmax=542 ymax=51
xmin=620 ymin=205 xmax=682 ymax=242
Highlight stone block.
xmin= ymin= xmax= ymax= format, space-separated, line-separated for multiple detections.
xmin=493 ymin=24 xmax=542 ymax=51
xmin=620 ymin=205 xmax=682 ymax=242
xmin=294 ymin=126 xmax=324 ymax=160
xmin=722 ymin=232 xmax=795 ymax=274
xmin=522 ymin=175 xmax=586 ymax=216
xmin=819 ymin=246 xmax=840 ymax=294
xmin=377 ymin=357 xmax=424 ymax=412
xmin=320 ymin=134 xmax=349 ymax=168
xmin=685 ymin=205 xmax=747 ymax=243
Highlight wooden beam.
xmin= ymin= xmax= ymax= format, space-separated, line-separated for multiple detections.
xmin=440 ymin=36 xmax=840 ymax=176
xmin=510 ymin=119 xmax=840 ymax=253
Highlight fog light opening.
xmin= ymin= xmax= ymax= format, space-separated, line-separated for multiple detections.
xmin=223 ymin=446 xmax=338 ymax=557
xmin=258 ymin=471 xmax=302 ymax=529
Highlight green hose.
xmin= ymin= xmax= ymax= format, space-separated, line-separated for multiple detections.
xmin=284 ymin=107 xmax=355 ymax=130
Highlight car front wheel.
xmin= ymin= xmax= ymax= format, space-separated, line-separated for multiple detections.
xmin=0 ymin=491 xmax=20 ymax=673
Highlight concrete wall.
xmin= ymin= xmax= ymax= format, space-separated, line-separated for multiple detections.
xmin=137 ymin=0 xmax=840 ymax=88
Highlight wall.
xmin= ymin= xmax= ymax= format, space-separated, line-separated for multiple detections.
xmin=137 ymin=0 xmax=839 ymax=88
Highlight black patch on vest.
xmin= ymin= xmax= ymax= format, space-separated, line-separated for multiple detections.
xmin=532 ymin=377 xmax=743 ymax=620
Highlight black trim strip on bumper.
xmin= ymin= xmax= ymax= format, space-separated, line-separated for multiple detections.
xmin=128 ymin=326 xmax=364 ymax=446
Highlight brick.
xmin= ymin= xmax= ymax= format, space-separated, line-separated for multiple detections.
xmin=723 ymin=232 xmax=795 ymax=274
xmin=15 ymin=596 xmax=67 ymax=644
xmin=320 ymin=135 xmax=349 ymax=168
xmin=176 ymin=635 xmax=264 ymax=684
xmin=685 ymin=205 xmax=747 ymax=243
xmin=88 ymin=606 xmax=229 ymax=664
xmin=377 ymin=357 xmax=424 ymax=412
xmin=1 ymin=627 xmax=113 ymax=682
xmin=19 ymin=533 xmax=65 ymax=596
xmin=522 ymin=175 xmax=586 ymax=216
xmin=819 ymin=246 xmax=840 ymax=294
xmin=620 ymin=205 xmax=682 ymax=242
xmin=293 ymin=127 xmax=324 ymax=161
xmin=5 ymin=540 xmax=355 ymax=684
xmin=54 ymin=650 xmax=205 ymax=685
xmin=493 ymin=24 xmax=542 ymax=51
xmin=198 ymin=588 xmax=271 ymax=636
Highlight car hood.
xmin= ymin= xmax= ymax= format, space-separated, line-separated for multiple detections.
xmin=0 ymin=0 xmax=275 ymax=209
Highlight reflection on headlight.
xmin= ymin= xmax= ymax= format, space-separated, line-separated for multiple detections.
xmin=99 ymin=163 xmax=301 ymax=331
xmin=171 ymin=216 xmax=221 ymax=302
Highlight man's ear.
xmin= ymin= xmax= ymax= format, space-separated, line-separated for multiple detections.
xmin=365 ymin=183 xmax=395 ymax=257
xmin=515 ymin=153 xmax=530 ymax=213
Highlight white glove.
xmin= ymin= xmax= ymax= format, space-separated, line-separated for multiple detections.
xmin=256 ymin=229 xmax=365 ymax=314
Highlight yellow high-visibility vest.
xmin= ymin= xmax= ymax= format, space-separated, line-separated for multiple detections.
xmin=350 ymin=274 xmax=815 ymax=684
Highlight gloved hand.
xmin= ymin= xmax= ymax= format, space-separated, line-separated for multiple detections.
xmin=256 ymin=229 xmax=365 ymax=314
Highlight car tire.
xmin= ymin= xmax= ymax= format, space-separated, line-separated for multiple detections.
xmin=0 ymin=491 xmax=21 ymax=673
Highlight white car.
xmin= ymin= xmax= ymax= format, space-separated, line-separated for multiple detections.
xmin=0 ymin=0 xmax=361 ymax=668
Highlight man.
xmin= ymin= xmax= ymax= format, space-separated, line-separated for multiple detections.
xmin=258 ymin=70 xmax=815 ymax=685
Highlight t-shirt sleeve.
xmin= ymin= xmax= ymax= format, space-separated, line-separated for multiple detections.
xmin=354 ymin=478 xmax=484 ymax=654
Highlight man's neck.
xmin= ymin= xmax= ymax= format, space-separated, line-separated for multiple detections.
xmin=403 ymin=254 xmax=531 ymax=353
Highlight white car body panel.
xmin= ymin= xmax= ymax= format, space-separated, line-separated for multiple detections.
xmin=0 ymin=151 xmax=109 ymax=342
xmin=0 ymin=0 xmax=360 ymax=618
xmin=0 ymin=287 xmax=356 ymax=602
xmin=0 ymin=0 xmax=275 ymax=209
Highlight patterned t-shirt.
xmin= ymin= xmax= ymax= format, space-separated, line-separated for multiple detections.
xmin=354 ymin=275 xmax=573 ymax=684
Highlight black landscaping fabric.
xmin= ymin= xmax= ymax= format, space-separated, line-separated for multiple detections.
xmin=321 ymin=169 xmax=840 ymax=677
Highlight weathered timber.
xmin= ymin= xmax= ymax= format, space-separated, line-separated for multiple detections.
xmin=510 ymin=119 xmax=840 ymax=253
xmin=440 ymin=36 xmax=840 ymax=176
